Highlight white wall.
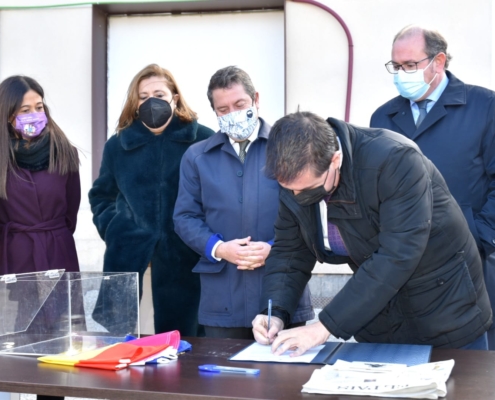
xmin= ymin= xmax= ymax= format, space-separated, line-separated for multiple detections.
xmin=286 ymin=0 xmax=494 ymax=126
xmin=493 ymin=1 xmax=495 ymax=88
xmin=0 ymin=6 xmax=93 ymax=191
xmin=107 ymin=10 xmax=285 ymax=135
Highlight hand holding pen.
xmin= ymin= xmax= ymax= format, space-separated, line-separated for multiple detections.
xmin=251 ymin=301 xmax=284 ymax=345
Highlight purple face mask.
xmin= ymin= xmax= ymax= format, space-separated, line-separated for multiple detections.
xmin=15 ymin=112 xmax=48 ymax=139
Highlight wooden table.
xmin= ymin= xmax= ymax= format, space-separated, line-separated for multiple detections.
xmin=0 ymin=337 xmax=494 ymax=399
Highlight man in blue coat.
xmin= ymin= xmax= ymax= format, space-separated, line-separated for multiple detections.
xmin=370 ymin=25 xmax=495 ymax=348
xmin=174 ymin=66 xmax=314 ymax=339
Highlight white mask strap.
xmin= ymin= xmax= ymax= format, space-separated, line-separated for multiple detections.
xmin=336 ymin=137 xmax=343 ymax=169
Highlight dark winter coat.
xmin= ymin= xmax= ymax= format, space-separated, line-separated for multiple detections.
xmin=0 ymin=168 xmax=80 ymax=275
xmin=370 ymin=71 xmax=495 ymax=259
xmin=89 ymin=116 xmax=214 ymax=335
xmin=261 ymin=118 xmax=492 ymax=348
xmin=174 ymin=118 xmax=314 ymax=327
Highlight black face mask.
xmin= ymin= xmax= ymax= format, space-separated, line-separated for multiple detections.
xmin=293 ymin=168 xmax=338 ymax=206
xmin=293 ymin=185 xmax=330 ymax=206
xmin=138 ymin=97 xmax=173 ymax=129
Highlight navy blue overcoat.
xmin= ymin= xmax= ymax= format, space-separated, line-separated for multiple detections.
xmin=371 ymin=71 xmax=495 ymax=258
xmin=174 ymin=119 xmax=314 ymax=328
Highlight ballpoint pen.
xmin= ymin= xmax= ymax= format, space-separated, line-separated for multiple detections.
xmin=267 ymin=299 xmax=272 ymax=335
xmin=198 ymin=364 xmax=260 ymax=375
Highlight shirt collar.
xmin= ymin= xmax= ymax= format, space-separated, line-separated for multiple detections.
xmin=409 ymin=72 xmax=449 ymax=107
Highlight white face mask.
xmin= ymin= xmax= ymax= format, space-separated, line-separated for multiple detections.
xmin=217 ymin=106 xmax=258 ymax=141
xmin=393 ymin=58 xmax=437 ymax=101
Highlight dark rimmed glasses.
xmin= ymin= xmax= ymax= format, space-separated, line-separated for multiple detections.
xmin=385 ymin=56 xmax=433 ymax=74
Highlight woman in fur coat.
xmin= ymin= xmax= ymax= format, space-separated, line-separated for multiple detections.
xmin=89 ymin=64 xmax=214 ymax=336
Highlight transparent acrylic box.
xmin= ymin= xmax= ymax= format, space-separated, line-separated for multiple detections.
xmin=0 ymin=270 xmax=139 ymax=356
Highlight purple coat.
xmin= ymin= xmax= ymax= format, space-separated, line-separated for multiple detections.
xmin=0 ymin=168 xmax=80 ymax=275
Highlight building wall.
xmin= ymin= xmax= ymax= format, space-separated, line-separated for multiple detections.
xmin=285 ymin=0 xmax=494 ymax=126
xmin=107 ymin=10 xmax=285 ymax=136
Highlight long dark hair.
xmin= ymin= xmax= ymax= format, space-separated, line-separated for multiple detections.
xmin=0 ymin=75 xmax=79 ymax=199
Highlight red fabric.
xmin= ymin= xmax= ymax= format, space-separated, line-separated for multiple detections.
xmin=128 ymin=330 xmax=180 ymax=349
xmin=75 ymin=343 xmax=170 ymax=370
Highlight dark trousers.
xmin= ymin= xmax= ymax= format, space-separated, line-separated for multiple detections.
xmin=483 ymin=253 xmax=495 ymax=350
xmin=205 ymin=322 xmax=306 ymax=340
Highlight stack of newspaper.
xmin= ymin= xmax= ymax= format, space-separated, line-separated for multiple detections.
xmin=301 ymin=359 xmax=455 ymax=399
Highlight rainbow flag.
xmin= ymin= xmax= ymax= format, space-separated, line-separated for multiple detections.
xmin=39 ymin=330 xmax=181 ymax=370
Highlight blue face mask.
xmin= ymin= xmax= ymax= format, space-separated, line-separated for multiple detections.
xmin=393 ymin=58 xmax=437 ymax=101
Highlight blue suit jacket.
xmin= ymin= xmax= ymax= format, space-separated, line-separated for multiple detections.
xmin=371 ymin=71 xmax=495 ymax=259
xmin=173 ymin=118 xmax=314 ymax=327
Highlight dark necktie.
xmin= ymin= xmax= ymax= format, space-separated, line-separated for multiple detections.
xmin=239 ymin=140 xmax=249 ymax=163
xmin=415 ymin=99 xmax=431 ymax=128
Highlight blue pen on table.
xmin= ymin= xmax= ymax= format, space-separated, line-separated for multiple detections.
xmin=198 ymin=365 xmax=260 ymax=375
xmin=267 ymin=299 xmax=272 ymax=336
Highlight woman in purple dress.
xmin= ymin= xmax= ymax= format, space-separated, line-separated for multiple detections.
xmin=0 ymin=76 xmax=80 ymax=400
xmin=0 ymin=76 xmax=80 ymax=275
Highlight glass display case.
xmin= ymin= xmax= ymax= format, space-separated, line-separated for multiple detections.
xmin=0 ymin=270 xmax=139 ymax=356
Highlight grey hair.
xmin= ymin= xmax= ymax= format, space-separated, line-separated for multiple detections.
xmin=394 ymin=25 xmax=452 ymax=69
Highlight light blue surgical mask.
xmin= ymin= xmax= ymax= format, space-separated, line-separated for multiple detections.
xmin=393 ymin=58 xmax=437 ymax=101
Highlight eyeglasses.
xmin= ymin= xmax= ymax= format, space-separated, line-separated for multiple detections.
xmin=385 ymin=56 xmax=433 ymax=74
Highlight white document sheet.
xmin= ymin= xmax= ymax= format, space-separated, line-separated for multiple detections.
xmin=230 ymin=342 xmax=325 ymax=363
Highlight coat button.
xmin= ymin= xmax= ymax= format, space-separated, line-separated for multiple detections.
xmin=437 ymin=278 xmax=445 ymax=286
xmin=237 ymin=170 xmax=243 ymax=177
xmin=239 ymin=196 xmax=243 ymax=203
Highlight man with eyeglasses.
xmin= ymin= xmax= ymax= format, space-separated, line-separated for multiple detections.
xmin=371 ymin=25 xmax=495 ymax=349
